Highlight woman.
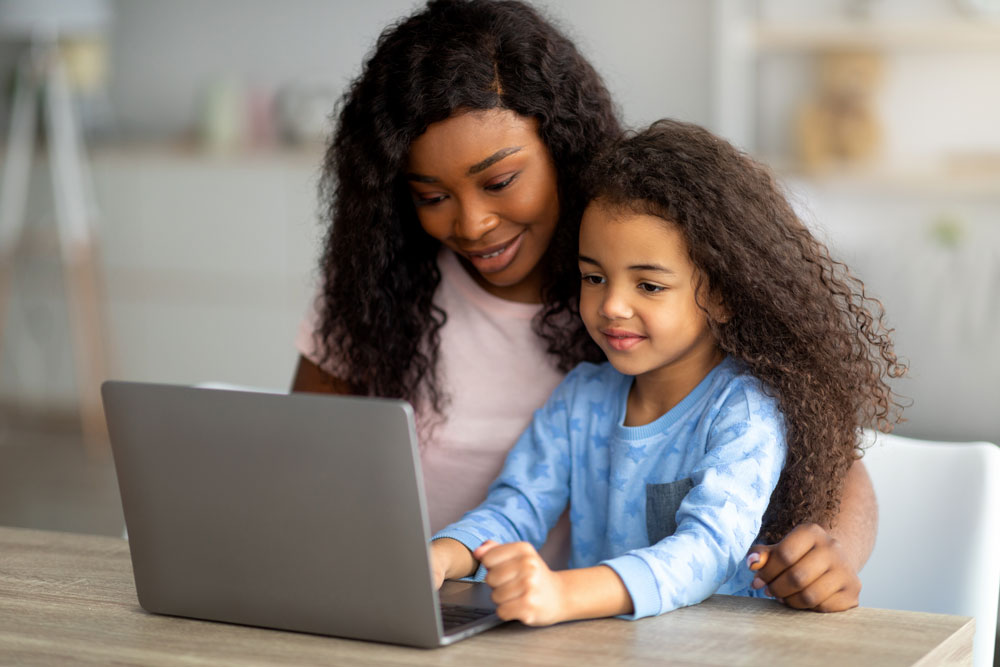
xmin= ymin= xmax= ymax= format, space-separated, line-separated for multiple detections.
xmin=293 ymin=0 xmax=873 ymax=611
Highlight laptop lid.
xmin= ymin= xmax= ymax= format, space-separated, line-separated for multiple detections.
xmin=102 ymin=381 xmax=496 ymax=648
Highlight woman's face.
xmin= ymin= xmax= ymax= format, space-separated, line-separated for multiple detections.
xmin=406 ymin=109 xmax=560 ymax=304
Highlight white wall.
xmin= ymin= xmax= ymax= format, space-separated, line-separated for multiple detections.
xmin=105 ymin=0 xmax=713 ymax=137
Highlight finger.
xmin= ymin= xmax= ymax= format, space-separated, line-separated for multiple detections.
xmin=495 ymin=598 xmax=528 ymax=624
xmin=484 ymin=555 xmax=532 ymax=591
xmin=765 ymin=546 xmax=832 ymax=599
xmin=746 ymin=548 xmax=769 ymax=572
xmin=754 ymin=524 xmax=824 ymax=584
xmin=779 ymin=569 xmax=845 ymax=610
xmin=496 ymin=597 xmax=546 ymax=626
xmin=813 ymin=588 xmax=860 ymax=613
xmin=490 ymin=576 xmax=529 ymax=606
xmin=473 ymin=539 xmax=501 ymax=561
xmin=477 ymin=541 xmax=535 ymax=570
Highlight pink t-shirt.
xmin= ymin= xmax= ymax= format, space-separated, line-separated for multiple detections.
xmin=296 ymin=249 xmax=570 ymax=562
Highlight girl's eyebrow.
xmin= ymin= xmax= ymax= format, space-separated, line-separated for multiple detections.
xmin=579 ymin=255 xmax=676 ymax=275
xmin=405 ymin=146 xmax=524 ymax=183
xmin=629 ymin=263 xmax=675 ymax=274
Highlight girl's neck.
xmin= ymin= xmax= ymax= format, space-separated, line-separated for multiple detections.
xmin=624 ymin=346 xmax=726 ymax=427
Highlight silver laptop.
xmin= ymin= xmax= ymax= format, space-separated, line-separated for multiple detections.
xmin=101 ymin=381 xmax=503 ymax=648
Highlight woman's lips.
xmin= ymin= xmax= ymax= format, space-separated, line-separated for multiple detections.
xmin=601 ymin=329 xmax=646 ymax=351
xmin=464 ymin=232 xmax=524 ymax=274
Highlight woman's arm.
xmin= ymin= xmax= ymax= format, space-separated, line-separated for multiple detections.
xmin=748 ymin=459 xmax=876 ymax=611
xmin=290 ymin=355 xmax=353 ymax=395
xmin=830 ymin=458 xmax=878 ymax=570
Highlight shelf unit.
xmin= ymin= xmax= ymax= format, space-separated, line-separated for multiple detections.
xmin=754 ymin=21 xmax=1000 ymax=52
xmin=710 ymin=0 xmax=1000 ymax=193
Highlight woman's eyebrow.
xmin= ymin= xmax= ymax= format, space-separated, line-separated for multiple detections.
xmin=467 ymin=146 xmax=523 ymax=175
xmin=405 ymin=146 xmax=524 ymax=183
xmin=406 ymin=173 xmax=437 ymax=183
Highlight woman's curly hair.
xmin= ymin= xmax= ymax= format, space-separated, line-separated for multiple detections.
xmin=584 ymin=119 xmax=907 ymax=542
xmin=317 ymin=0 xmax=618 ymax=411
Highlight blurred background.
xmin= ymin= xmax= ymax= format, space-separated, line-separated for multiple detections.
xmin=0 ymin=0 xmax=996 ymax=547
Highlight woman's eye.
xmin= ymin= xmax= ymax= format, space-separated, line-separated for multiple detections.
xmin=638 ymin=282 xmax=664 ymax=294
xmin=484 ymin=173 xmax=517 ymax=192
xmin=414 ymin=194 xmax=447 ymax=207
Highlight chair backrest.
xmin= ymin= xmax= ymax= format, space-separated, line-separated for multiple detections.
xmin=859 ymin=431 xmax=1000 ymax=667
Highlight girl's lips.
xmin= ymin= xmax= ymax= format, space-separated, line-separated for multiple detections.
xmin=465 ymin=232 xmax=524 ymax=274
xmin=601 ymin=329 xmax=646 ymax=352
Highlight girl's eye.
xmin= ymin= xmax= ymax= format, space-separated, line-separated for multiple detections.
xmin=638 ymin=282 xmax=665 ymax=294
xmin=581 ymin=274 xmax=605 ymax=286
xmin=484 ymin=173 xmax=517 ymax=192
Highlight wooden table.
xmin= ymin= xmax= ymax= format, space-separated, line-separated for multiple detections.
xmin=0 ymin=526 xmax=973 ymax=666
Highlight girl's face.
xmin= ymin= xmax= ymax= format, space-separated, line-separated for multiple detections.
xmin=406 ymin=109 xmax=560 ymax=304
xmin=578 ymin=201 xmax=722 ymax=383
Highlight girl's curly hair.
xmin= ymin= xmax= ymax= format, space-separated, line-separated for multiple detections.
xmin=584 ymin=119 xmax=907 ymax=542
xmin=317 ymin=0 xmax=618 ymax=411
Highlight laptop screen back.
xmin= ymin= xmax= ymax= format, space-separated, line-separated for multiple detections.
xmin=103 ymin=382 xmax=445 ymax=647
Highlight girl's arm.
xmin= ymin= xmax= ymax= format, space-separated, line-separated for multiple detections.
xmin=431 ymin=538 xmax=634 ymax=626
xmin=747 ymin=459 xmax=874 ymax=611
xmin=431 ymin=369 xmax=578 ymax=580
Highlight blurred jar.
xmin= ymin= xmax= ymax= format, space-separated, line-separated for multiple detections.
xmin=198 ymin=79 xmax=246 ymax=153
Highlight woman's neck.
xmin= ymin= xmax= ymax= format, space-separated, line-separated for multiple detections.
xmin=456 ymin=253 xmax=545 ymax=304
xmin=624 ymin=346 xmax=725 ymax=427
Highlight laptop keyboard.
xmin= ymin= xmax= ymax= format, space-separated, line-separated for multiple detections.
xmin=440 ymin=603 xmax=496 ymax=631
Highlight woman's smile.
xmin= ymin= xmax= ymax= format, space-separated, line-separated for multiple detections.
xmin=462 ymin=232 xmax=525 ymax=274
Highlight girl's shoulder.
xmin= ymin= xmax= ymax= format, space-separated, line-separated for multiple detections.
xmin=562 ymin=360 xmax=622 ymax=387
xmin=707 ymin=359 xmax=784 ymax=433
xmin=548 ymin=361 xmax=628 ymax=408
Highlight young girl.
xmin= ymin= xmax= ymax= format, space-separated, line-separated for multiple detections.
xmin=429 ymin=119 xmax=905 ymax=624
xmin=293 ymin=0 xmax=878 ymax=610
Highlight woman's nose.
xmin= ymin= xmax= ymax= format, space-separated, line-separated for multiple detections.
xmin=454 ymin=201 xmax=500 ymax=241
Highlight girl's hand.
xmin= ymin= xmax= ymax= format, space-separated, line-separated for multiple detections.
xmin=429 ymin=538 xmax=477 ymax=590
xmin=747 ymin=523 xmax=861 ymax=612
xmin=474 ymin=540 xmax=567 ymax=626
xmin=429 ymin=540 xmax=450 ymax=590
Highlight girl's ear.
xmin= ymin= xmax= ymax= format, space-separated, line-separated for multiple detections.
xmin=694 ymin=272 xmax=731 ymax=324
xmin=707 ymin=288 xmax=732 ymax=324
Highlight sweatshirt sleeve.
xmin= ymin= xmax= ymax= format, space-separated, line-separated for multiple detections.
xmin=601 ymin=383 xmax=787 ymax=618
xmin=431 ymin=368 xmax=579 ymax=576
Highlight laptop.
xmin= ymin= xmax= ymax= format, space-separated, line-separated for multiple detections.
xmin=101 ymin=381 xmax=504 ymax=648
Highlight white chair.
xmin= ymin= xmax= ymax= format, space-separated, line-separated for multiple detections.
xmin=860 ymin=431 xmax=1000 ymax=667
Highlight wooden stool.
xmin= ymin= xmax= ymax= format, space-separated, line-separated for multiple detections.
xmin=0 ymin=39 xmax=109 ymax=456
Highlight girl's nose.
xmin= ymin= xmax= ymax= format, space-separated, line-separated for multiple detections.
xmin=599 ymin=286 xmax=633 ymax=320
xmin=454 ymin=202 xmax=500 ymax=241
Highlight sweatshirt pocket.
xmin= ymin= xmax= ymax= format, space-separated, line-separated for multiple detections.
xmin=645 ymin=477 xmax=694 ymax=544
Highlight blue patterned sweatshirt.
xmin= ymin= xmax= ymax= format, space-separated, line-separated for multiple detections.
xmin=433 ymin=357 xmax=787 ymax=619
